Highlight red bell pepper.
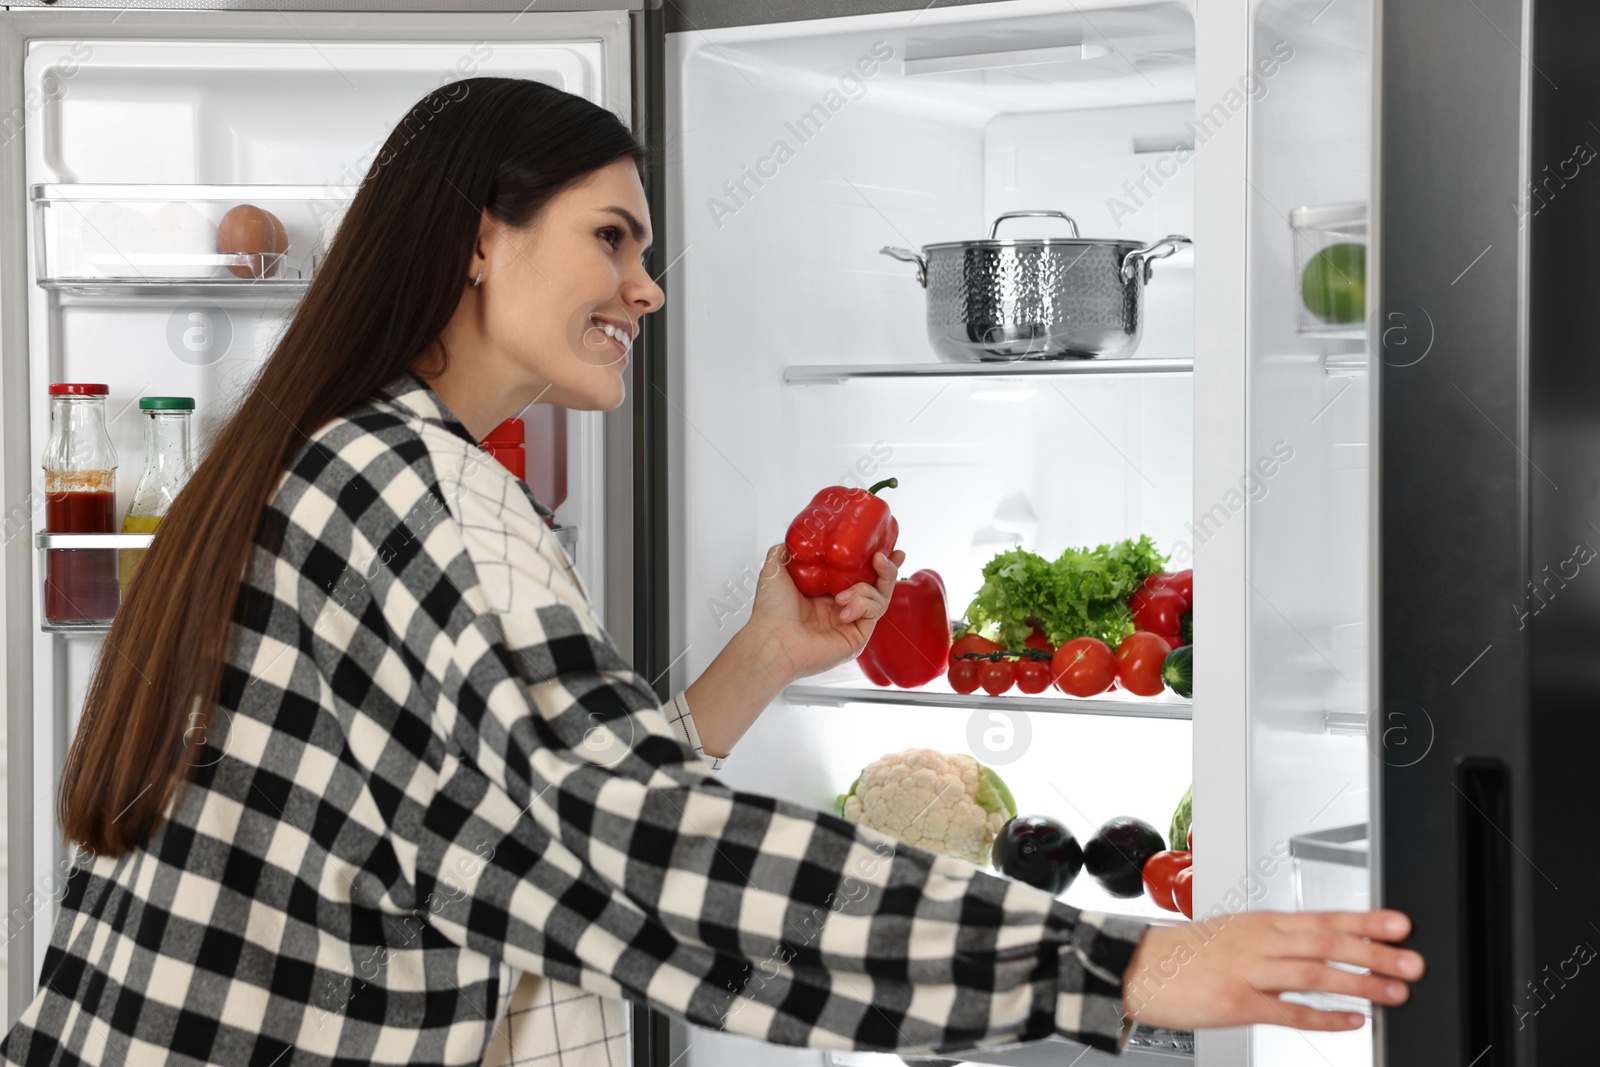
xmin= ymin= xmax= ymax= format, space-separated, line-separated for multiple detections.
xmin=858 ymin=569 xmax=951 ymax=688
xmin=784 ymin=477 xmax=899 ymax=597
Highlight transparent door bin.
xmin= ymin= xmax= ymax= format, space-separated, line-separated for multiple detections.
xmin=36 ymin=532 xmax=154 ymax=633
xmin=1288 ymin=823 xmax=1372 ymax=1017
xmin=1289 ymin=202 xmax=1367 ymax=338
xmin=32 ymin=184 xmax=356 ymax=295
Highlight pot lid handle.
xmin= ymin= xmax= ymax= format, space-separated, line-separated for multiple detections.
xmin=989 ymin=211 xmax=1080 ymax=239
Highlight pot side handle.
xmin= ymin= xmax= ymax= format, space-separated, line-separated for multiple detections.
xmin=880 ymin=246 xmax=929 ymax=289
xmin=1121 ymin=234 xmax=1192 ymax=284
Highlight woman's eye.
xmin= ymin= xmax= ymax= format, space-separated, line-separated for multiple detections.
xmin=599 ymin=228 xmax=622 ymax=250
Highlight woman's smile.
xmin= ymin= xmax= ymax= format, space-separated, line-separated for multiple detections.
xmin=589 ymin=313 xmax=636 ymax=363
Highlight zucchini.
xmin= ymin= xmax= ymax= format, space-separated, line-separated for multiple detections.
xmin=1162 ymin=644 xmax=1193 ymax=698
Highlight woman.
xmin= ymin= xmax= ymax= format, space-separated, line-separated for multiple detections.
xmin=3 ymin=79 xmax=1423 ymax=1066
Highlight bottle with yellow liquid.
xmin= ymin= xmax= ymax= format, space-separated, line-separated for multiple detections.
xmin=120 ymin=397 xmax=194 ymax=599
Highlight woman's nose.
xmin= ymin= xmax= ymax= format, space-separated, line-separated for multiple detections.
xmin=624 ymin=262 xmax=666 ymax=316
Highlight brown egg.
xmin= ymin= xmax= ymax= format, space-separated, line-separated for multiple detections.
xmin=217 ymin=204 xmax=289 ymax=279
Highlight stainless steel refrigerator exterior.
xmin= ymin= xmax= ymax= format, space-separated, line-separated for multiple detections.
xmin=1377 ymin=0 xmax=1600 ymax=1062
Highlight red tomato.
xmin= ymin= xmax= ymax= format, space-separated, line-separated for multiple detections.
xmin=1051 ymin=637 xmax=1115 ymax=697
xmin=1172 ymin=865 xmax=1194 ymax=918
xmin=1114 ymin=632 xmax=1172 ymax=696
xmin=1131 ymin=589 xmax=1186 ymax=639
xmin=950 ymin=634 xmax=1002 ymax=666
xmin=978 ymin=659 xmax=1015 ymax=695
xmin=1187 ymin=828 xmax=1193 ymax=851
xmin=1024 ymin=626 xmax=1055 ymax=655
xmin=1142 ymin=849 xmax=1192 ymax=912
xmin=948 ymin=659 xmax=981 ymax=694
xmin=1014 ymin=659 xmax=1051 ymax=693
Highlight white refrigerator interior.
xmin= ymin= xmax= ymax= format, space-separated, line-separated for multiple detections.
xmin=669 ymin=2 xmax=1201 ymax=1063
xmin=13 ymin=14 xmax=630 ymax=1014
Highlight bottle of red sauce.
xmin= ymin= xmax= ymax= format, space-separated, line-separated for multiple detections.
xmin=42 ymin=383 xmax=119 ymax=626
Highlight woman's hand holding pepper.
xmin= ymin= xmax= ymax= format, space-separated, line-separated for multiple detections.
xmin=684 ymin=543 xmax=905 ymax=758
xmin=743 ymin=542 xmax=908 ymax=684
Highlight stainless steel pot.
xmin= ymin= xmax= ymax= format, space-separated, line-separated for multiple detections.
xmin=881 ymin=211 xmax=1191 ymax=363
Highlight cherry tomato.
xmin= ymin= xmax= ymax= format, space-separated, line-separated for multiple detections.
xmin=1024 ymin=626 xmax=1055 ymax=655
xmin=950 ymin=634 xmax=1002 ymax=667
xmin=1172 ymin=865 xmax=1194 ymax=918
xmin=948 ymin=659 xmax=981 ymax=694
xmin=1114 ymin=632 xmax=1172 ymax=697
xmin=1142 ymin=849 xmax=1192 ymax=912
xmin=978 ymin=659 xmax=1015 ymax=695
xmin=1131 ymin=588 xmax=1187 ymax=640
xmin=1051 ymin=637 xmax=1115 ymax=697
xmin=1014 ymin=659 xmax=1051 ymax=694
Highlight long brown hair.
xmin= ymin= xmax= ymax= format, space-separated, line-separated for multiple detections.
xmin=60 ymin=78 xmax=648 ymax=855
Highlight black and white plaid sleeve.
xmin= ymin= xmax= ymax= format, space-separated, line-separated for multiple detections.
xmin=390 ymin=397 xmax=1150 ymax=1057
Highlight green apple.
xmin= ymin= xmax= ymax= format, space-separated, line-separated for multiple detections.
xmin=1301 ymin=242 xmax=1366 ymax=325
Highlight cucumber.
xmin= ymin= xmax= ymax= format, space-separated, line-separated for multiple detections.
xmin=1163 ymin=644 xmax=1193 ymax=698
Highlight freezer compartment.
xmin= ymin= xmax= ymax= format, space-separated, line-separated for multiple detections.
xmin=31 ymin=183 xmax=354 ymax=294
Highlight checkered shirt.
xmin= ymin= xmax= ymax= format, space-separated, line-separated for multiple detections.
xmin=2 ymin=373 xmax=1148 ymax=1066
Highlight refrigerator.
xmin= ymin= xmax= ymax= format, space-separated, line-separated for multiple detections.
xmin=1 ymin=1 xmax=1594 ymax=1066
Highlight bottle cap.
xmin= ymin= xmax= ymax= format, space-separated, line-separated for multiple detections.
xmin=139 ymin=397 xmax=195 ymax=410
xmin=48 ymin=383 xmax=109 ymax=396
xmin=482 ymin=418 xmax=525 ymax=446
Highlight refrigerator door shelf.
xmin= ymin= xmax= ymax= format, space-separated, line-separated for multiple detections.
xmin=1289 ymin=823 xmax=1369 ymax=911
xmin=784 ymin=358 xmax=1194 ymax=385
xmin=36 ymin=532 xmax=152 ymax=550
xmin=783 ymin=681 xmax=1192 ymax=722
xmin=32 ymin=183 xmax=357 ymax=296
xmin=1287 ymin=202 xmax=1368 ymax=340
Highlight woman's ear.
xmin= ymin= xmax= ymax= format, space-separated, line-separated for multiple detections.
xmin=470 ymin=207 xmax=501 ymax=281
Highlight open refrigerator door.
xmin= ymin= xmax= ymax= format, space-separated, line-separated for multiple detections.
xmin=1243 ymin=0 xmax=1376 ymax=1064
xmin=0 ymin=6 xmax=637 ymax=1023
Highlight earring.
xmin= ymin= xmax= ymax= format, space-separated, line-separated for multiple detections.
xmin=473 ymin=270 xmax=483 ymax=287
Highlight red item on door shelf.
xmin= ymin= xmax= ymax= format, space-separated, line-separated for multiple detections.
xmin=525 ymin=404 xmax=568 ymax=512
xmin=784 ymin=478 xmax=899 ymax=597
xmin=482 ymin=419 xmax=526 ymax=481
xmin=857 ymin=568 xmax=950 ymax=689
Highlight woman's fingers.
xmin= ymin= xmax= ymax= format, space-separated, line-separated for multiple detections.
xmin=835 ymin=552 xmax=900 ymax=621
xmin=1255 ymin=961 xmax=1408 ymax=1006
xmin=1271 ymin=916 xmax=1425 ymax=981
xmin=1275 ymin=909 xmax=1411 ymax=942
xmin=1239 ymin=994 xmax=1366 ymax=1032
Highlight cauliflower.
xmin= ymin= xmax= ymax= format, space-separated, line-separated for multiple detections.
xmin=836 ymin=748 xmax=1017 ymax=866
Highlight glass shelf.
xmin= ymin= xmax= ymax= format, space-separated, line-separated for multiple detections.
xmin=783 ymin=678 xmax=1192 ymax=721
xmin=784 ymin=358 xmax=1194 ymax=384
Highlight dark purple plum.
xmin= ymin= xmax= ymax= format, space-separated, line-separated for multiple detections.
xmin=992 ymin=815 xmax=1084 ymax=894
xmin=1083 ymin=816 xmax=1166 ymax=898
